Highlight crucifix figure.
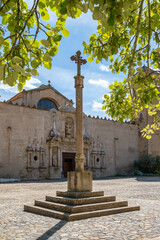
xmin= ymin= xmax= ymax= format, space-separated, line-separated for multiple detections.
xmin=71 ymin=50 xmax=87 ymax=76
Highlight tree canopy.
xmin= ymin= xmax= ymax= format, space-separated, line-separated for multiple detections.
xmin=0 ymin=0 xmax=160 ymax=138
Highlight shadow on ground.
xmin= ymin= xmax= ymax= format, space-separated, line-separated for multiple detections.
xmin=36 ymin=220 xmax=67 ymax=240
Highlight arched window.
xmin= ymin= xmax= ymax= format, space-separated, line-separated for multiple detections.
xmin=37 ymin=99 xmax=58 ymax=110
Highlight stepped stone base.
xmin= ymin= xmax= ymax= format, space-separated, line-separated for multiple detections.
xmin=24 ymin=191 xmax=140 ymax=221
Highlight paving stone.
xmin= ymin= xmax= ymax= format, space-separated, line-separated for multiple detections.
xmin=0 ymin=177 xmax=160 ymax=239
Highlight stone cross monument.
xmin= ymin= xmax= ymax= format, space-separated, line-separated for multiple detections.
xmin=67 ymin=50 xmax=92 ymax=192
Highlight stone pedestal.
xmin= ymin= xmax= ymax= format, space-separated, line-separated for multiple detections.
xmin=67 ymin=171 xmax=92 ymax=192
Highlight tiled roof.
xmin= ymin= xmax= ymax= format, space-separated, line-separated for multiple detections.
xmin=7 ymin=92 xmax=23 ymax=102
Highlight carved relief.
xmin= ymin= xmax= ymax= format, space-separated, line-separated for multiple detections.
xmin=65 ymin=117 xmax=74 ymax=138
xmin=26 ymin=131 xmax=46 ymax=170
xmin=91 ymin=136 xmax=105 ymax=169
xmin=52 ymin=147 xmax=58 ymax=167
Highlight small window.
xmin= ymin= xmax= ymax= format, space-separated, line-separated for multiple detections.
xmin=37 ymin=99 xmax=58 ymax=110
xmin=34 ymin=156 xmax=38 ymax=161
xmin=97 ymin=158 xmax=99 ymax=162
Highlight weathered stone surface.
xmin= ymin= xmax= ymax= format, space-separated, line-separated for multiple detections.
xmin=45 ymin=195 xmax=116 ymax=206
xmin=67 ymin=171 xmax=92 ymax=192
xmin=34 ymin=199 xmax=128 ymax=213
xmin=56 ymin=191 xmax=104 ymax=198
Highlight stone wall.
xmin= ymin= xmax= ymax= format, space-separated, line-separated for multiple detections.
xmin=0 ymin=102 xmax=52 ymax=179
xmin=0 ymin=101 xmax=153 ymax=180
xmin=86 ymin=117 xmax=139 ymax=176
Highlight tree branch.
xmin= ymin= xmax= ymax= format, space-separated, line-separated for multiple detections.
xmin=127 ymin=0 xmax=144 ymax=118
xmin=33 ymin=10 xmax=40 ymax=43
xmin=4 ymin=34 xmax=16 ymax=40
xmin=147 ymin=0 xmax=151 ymax=68
xmin=19 ymin=0 xmax=39 ymax=38
xmin=0 ymin=0 xmax=10 ymax=11
xmin=40 ymin=22 xmax=51 ymax=30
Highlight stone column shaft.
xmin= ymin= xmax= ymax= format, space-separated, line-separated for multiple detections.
xmin=74 ymin=75 xmax=85 ymax=172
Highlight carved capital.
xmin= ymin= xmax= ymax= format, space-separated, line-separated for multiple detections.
xmin=74 ymin=75 xmax=84 ymax=88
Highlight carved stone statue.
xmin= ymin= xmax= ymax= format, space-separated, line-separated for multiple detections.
xmin=52 ymin=154 xmax=58 ymax=167
xmin=65 ymin=117 xmax=74 ymax=138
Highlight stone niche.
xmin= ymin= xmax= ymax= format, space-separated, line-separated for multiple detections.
xmin=50 ymin=146 xmax=58 ymax=168
xmin=65 ymin=117 xmax=74 ymax=138
xmin=91 ymin=137 xmax=106 ymax=178
xmin=26 ymin=135 xmax=46 ymax=179
xmin=49 ymin=145 xmax=61 ymax=179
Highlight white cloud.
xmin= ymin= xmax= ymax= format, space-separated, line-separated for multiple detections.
xmin=24 ymin=77 xmax=41 ymax=89
xmin=88 ymin=79 xmax=110 ymax=88
xmin=92 ymin=101 xmax=102 ymax=112
xmin=99 ymin=64 xmax=111 ymax=72
xmin=0 ymin=77 xmax=41 ymax=93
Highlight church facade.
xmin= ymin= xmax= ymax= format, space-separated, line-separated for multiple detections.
xmin=0 ymin=81 xmax=160 ymax=180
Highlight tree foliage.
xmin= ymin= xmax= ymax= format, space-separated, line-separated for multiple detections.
xmin=0 ymin=0 xmax=160 ymax=137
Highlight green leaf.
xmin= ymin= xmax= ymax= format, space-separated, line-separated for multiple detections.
xmin=39 ymin=1 xmax=46 ymax=9
xmin=18 ymin=83 xmax=23 ymax=92
xmin=108 ymin=10 xmax=116 ymax=26
xmin=59 ymin=6 xmax=67 ymax=15
xmin=96 ymin=59 xmax=100 ymax=64
xmin=41 ymin=39 xmax=49 ymax=47
xmin=12 ymin=71 xmax=18 ymax=81
xmin=75 ymin=9 xmax=82 ymax=18
xmin=0 ymin=36 xmax=4 ymax=47
xmin=31 ymin=69 xmax=39 ymax=76
xmin=6 ymin=76 xmax=14 ymax=86
xmin=31 ymin=60 xmax=39 ymax=69
xmin=41 ymin=11 xmax=50 ymax=21
xmin=62 ymin=28 xmax=70 ymax=37
xmin=146 ymin=135 xmax=152 ymax=139
xmin=0 ymin=65 xmax=5 ymax=80
xmin=43 ymin=53 xmax=52 ymax=62
xmin=13 ymin=57 xmax=21 ymax=63
xmin=44 ymin=61 xmax=52 ymax=69
xmin=88 ymin=56 xmax=93 ymax=63
xmin=109 ymin=84 xmax=114 ymax=90
xmin=13 ymin=65 xmax=26 ymax=76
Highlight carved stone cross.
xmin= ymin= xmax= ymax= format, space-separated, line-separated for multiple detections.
xmin=70 ymin=50 xmax=87 ymax=76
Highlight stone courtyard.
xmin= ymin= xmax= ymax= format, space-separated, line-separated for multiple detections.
xmin=0 ymin=176 xmax=160 ymax=240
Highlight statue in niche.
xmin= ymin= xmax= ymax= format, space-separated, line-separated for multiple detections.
xmin=52 ymin=154 xmax=58 ymax=167
xmin=65 ymin=117 xmax=74 ymax=138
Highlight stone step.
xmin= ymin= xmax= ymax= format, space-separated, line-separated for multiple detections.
xmin=24 ymin=205 xmax=68 ymax=220
xmin=35 ymin=200 xmax=128 ymax=214
xmin=24 ymin=204 xmax=140 ymax=221
xmin=46 ymin=195 xmax=116 ymax=206
xmin=68 ymin=206 xmax=140 ymax=221
xmin=56 ymin=191 xmax=104 ymax=198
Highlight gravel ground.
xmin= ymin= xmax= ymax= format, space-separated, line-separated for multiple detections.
xmin=0 ymin=176 xmax=160 ymax=240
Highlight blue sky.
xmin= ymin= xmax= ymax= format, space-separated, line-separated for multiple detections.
xmin=0 ymin=10 xmax=125 ymax=118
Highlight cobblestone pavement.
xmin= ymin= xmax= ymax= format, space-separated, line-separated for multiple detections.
xmin=0 ymin=176 xmax=160 ymax=240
